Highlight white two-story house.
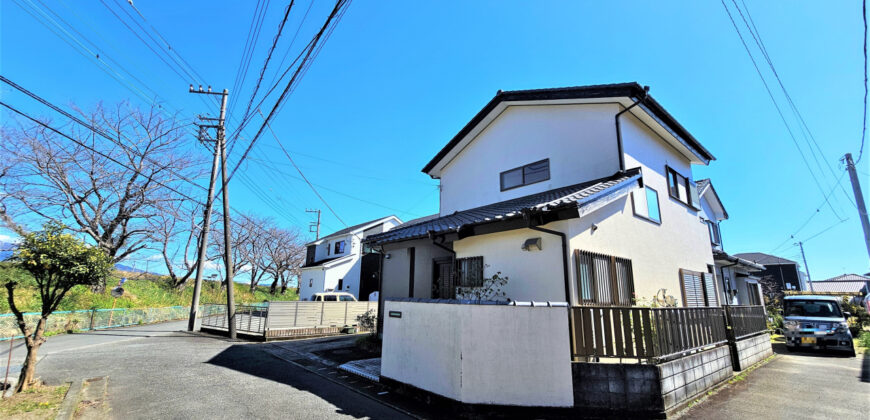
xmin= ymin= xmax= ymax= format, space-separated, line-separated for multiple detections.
xmin=299 ymin=215 xmax=402 ymax=301
xmin=696 ymin=179 xmax=766 ymax=305
xmin=366 ymin=83 xmax=727 ymax=313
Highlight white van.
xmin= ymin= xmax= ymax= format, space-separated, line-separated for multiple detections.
xmin=311 ymin=292 xmax=357 ymax=302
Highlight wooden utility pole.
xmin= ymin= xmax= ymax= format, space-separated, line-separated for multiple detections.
xmin=843 ymin=153 xmax=870 ymax=260
xmin=188 ymin=85 xmax=235 ymax=338
xmin=796 ymin=241 xmax=813 ymax=292
xmin=306 ymin=208 xmax=321 ymax=239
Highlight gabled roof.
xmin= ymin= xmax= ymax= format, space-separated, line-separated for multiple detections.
xmin=696 ymin=178 xmax=729 ymax=220
xmin=820 ymin=273 xmax=870 ymax=282
xmin=733 ymin=252 xmax=797 ymax=266
xmin=422 ymin=82 xmax=715 ymax=175
xmin=365 ymin=168 xmax=642 ymax=245
xmin=308 ymin=215 xmax=402 ymax=246
xmin=301 ymin=254 xmax=353 ymax=269
xmin=808 ymin=281 xmax=869 ymax=294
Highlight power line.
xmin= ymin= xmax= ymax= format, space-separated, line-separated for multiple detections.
xmin=0 ymin=101 xmax=205 ymax=206
xmin=733 ymin=0 xmax=855 ymax=209
xmin=721 ymin=0 xmax=846 ymax=219
xmin=229 ymin=0 xmax=271 ymax=118
xmin=768 ymin=170 xmax=849 ymax=254
xmin=0 ymin=75 xmax=208 ymax=193
xmin=801 ymin=217 xmax=851 ymax=244
xmin=236 ymin=1 xmax=296 ymax=137
xmin=226 ymin=0 xmax=351 ymax=184
xmin=859 ymin=0 xmax=868 ymax=163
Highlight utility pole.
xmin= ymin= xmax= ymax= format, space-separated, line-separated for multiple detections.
xmin=843 ymin=153 xmax=870 ymax=260
xmin=796 ymin=241 xmax=814 ymax=292
xmin=306 ymin=208 xmax=321 ymax=239
xmin=188 ymin=85 xmax=235 ymax=339
xmin=186 ymin=114 xmax=221 ymax=332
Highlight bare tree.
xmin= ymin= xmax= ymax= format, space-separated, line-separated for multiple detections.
xmin=147 ymin=200 xmax=216 ymax=288
xmin=263 ymin=227 xmax=305 ymax=295
xmin=210 ymin=213 xmax=254 ymax=288
xmin=239 ymin=214 xmax=273 ymax=293
xmin=1 ymin=103 xmax=204 ymax=290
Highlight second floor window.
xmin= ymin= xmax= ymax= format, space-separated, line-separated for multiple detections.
xmin=631 ymin=186 xmax=661 ymax=223
xmin=706 ymin=220 xmax=721 ymax=246
xmin=666 ymin=166 xmax=696 ymax=208
xmin=500 ymin=159 xmax=550 ymax=191
xmin=334 ymin=240 xmax=346 ymax=254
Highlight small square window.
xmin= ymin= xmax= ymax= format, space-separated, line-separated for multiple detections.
xmin=334 ymin=241 xmax=346 ymax=254
xmin=500 ymin=168 xmax=523 ymax=190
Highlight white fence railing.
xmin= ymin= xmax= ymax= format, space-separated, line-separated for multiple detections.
xmin=267 ymin=301 xmax=377 ymax=330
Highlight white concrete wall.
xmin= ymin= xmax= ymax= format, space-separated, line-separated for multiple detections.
xmin=381 ymin=240 xmax=454 ymax=299
xmin=381 ymin=300 xmax=573 ymax=407
xmin=453 ymin=228 xmax=567 ymax=302
xmin=438 ymin=103 xmax=621 ymax=214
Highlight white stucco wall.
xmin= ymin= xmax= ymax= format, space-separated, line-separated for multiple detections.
xmin=381 ymin=300 xmax=573 ymax=407
xmin=380 ymin=240 xmax=454 ymax=300
xmin=438 ymin=103 xmax=621 ymax=215
xmin=453 ymin=228 xmax=567 ymax=302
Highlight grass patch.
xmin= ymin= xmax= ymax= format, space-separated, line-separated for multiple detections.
xmin=0 ymin=263 xmax=298 ymax=313
xmin=0 ymin=383 xmax=70 ymax=419
xmin=854 ymin=331 xmax=870 ymax=354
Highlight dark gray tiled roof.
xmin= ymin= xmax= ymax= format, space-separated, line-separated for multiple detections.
xmin=820 ymin=273 xmax=870 ymax=282
xmin=695 ymin=178 xmax=711 ymax=191
xmin=365 ymin=168 xmax=642 ymax=245
xmin=313 ymin=215 xmax=400 ymax=244
xmin=422 ymin=82 xmax=715 ymax=174
xmin=733 ymin=252 xmax=797 ymax=266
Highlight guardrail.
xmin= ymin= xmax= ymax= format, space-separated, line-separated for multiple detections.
xmin=572 ymin=306 xmax=728 ymax=362
xmin=723 ymin=305 xmax=768 ymax=340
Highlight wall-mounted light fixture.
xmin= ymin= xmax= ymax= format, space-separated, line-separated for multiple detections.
xmin=521 ymin=237 xmax=542 ymax=251
xmin=384 ymin=254 xmax=391 ymax=259
xmin=590 ymin=224 xmax=599 ymax=232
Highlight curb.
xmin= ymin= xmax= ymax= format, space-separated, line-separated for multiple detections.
xmin=55 ymin=380 xmax=82 ymax=420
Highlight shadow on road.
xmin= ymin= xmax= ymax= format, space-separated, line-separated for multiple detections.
xmin=771 ymin=341 xmax=854 ymax=358
xmin=206 ymin=344 xmax=396 ymax=419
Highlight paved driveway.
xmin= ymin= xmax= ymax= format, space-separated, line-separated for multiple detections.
xmin=17 ymin=323 xmax=412 ymax=419
xmin=678 ymin=344 xmax=870 ymax=419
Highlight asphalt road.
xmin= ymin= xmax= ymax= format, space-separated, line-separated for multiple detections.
xmin=679 ymin=344 xmax=870 ymax=419
xmin=10 ymin=322 xmax=412 ymax=419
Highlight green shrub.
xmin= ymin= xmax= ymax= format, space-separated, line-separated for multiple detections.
xmin=858 ymin=332 xmax=870 ymax=349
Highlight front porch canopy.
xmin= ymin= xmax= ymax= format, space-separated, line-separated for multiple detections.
xmin=365 ymin=168 xmax=643 ymax=246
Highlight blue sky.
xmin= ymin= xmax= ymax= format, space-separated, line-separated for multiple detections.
xmin=1 ymin=0 xmax=868 ymax=280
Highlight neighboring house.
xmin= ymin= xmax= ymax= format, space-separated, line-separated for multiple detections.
xmin=810 ymin=273 xmax=870 ymax=295
xmin=733 ymin=252 xmax=806 ymax=294
xmin=695 ymin=179 xmax=766 ymax=305
xmin=365 ymin=82 xmax=724 ymax=317
xmin=299 ymin=215 xmax=402 ymax=301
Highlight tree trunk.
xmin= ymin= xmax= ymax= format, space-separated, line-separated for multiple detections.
xmin=16 ymin=317 xmax=46 ymax=392
xmin=269 ymin=278 xmax=279 ymax=295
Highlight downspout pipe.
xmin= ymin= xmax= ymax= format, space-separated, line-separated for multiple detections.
xmin=523 ymin=211 xmax=576 ymax=360
xmin=615 ymin=86 xmax=650 ymax=171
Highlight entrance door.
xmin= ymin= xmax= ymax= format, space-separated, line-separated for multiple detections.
xmin=359 ymin=253 xmax=381 ymax=301
xmin=432 ymin=258 xmax=454 ymax=299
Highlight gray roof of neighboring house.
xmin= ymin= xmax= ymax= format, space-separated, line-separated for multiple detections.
xmin=820 ymin=273 xmax=870 ymax=282
xmin=733 ymin=252 xmax=797 ymax=266
xmin=695 ymin=178 xmax=728 ymax=219
xmin=365 ymin=168 xmax=642 ymax=245
xmin=713 ymin=250 xmax=765 ymax=271
xmin=422 ymin=82 xmax=715 ymax=174
xmin=695 ymin=179 xmax=711 ymax=192
xmin=808 ymin=281 xmax=869 ymax=294
xmin=301 ymin=254 xmax=352 ymax=269
xmin=309 ymin=215 xmax=401 ymax=245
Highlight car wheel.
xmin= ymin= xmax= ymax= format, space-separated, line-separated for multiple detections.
xmin=786 ymin=345 xmax=795 ymax=352
xmin=848 ymin=345 xmax=857 ymax=358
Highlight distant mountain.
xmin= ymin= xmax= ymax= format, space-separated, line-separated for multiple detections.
xmin=114 ymin=263 xmax=146 ymax=273
xmin=0 ymin=241 xmax=15 ymax=261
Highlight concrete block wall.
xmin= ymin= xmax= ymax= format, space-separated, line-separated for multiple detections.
xmin=571 ymin=363 xmax=663 ymax=414
xmin=658 ymin=345 xmax=732 ymax=411
xmin=732 ymin=333 xmax=773 ymax=371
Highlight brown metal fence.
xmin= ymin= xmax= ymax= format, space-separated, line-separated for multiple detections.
xmin=572 ymin=306 xmax=728 ymax=362
xmin=723 ymin=305 xmax=768 ymax=340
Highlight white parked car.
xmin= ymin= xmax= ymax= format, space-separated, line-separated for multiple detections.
xmin=310 ymin=292 xmax=357 ymax=302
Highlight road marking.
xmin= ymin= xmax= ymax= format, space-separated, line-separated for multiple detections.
xmin=339 ymin=375 xmax=348 ymax=378
xmin=317 ymin=367 xmax=327 ymax=370
xmin=377 ymin=391 xmax=389 ymax=395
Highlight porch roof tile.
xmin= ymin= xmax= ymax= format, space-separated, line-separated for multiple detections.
xmin=365 ymin=168 xmax=642 ymax=245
